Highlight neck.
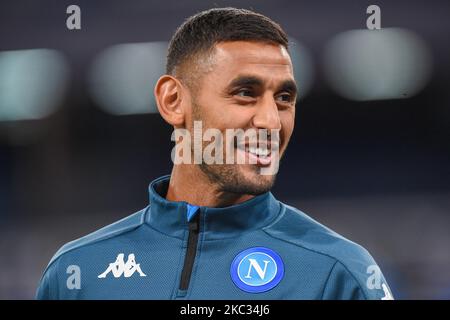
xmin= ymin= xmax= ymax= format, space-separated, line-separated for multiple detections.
xmin=166 ymin=165 xmax=254 ymax=207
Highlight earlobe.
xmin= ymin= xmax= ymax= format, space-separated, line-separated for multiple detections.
xmin=154 ymin=75 xmax=185 ymax=126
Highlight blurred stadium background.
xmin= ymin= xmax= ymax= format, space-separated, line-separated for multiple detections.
xmin=1 ymin=0 xmax=449 ymax=299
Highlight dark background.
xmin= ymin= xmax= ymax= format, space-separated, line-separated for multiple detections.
xmin=0 ymin=0 xmax=449 ymax=299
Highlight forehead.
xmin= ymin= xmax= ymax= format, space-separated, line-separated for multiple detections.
xmin=209 ymin=41 xmax=294 ymax=83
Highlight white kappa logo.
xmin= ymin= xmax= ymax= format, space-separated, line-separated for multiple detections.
xmin=98 ymin=253 xmax=147 ymax=278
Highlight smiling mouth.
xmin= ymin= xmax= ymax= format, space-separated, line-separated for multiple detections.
xmin=235 ymin=142 xmax=280 ymax=166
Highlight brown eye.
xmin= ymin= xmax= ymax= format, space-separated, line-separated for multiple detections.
xmin=236 ymin=89 xmax=254 ymax=97
xmin=276 ymin=93 xmax=293 ymax=103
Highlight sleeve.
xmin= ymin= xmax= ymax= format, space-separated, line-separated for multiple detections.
xmin=36 ymin=260 xmax=60 ymax=300
xmin=321 ymin=260 xmax=394 ymax=300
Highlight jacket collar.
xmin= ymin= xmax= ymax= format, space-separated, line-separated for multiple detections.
xmin=145 ymin=175 xmax=281 ymax=240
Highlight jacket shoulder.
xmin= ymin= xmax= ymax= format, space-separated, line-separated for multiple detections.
xmin=47 ymin=207 xmax=147 ymax=268
xmin=264 ymin=203 xmax=393 ymax=299
xmin=265 ymin=203 xmax=374 ymax=263
xmin=36 ymin=208 xmax=148 ymax=299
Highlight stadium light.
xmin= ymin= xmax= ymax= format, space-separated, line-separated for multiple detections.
xmin=323 ymin=28 xmax=433 ymax=101
xmin=0 ymin=49 xmax=69 ymax=121
xmin=88 ymin=42 xmax=167 ymax=116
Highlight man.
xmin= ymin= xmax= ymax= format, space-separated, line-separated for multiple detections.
xmin=36 ymin=7 xmax=393 ymax=300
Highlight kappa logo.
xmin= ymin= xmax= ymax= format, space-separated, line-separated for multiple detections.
xmin=230 ymin=247 xmax=284 ymax=293
xmin=98 ymin=253 xmax=147 ymax=278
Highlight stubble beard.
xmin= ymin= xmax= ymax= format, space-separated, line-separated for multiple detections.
xmin=191 ymin=100 xmax=277 ymax=196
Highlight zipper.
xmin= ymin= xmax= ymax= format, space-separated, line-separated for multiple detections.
xmin=179 ymin=208 xmax=200 ymax=291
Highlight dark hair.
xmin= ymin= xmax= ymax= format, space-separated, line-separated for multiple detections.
xmin=166 ymin=7 xmax=289 ymax=76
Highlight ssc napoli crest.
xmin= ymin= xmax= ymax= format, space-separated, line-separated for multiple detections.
xmin=230 ymin=247 xmax=284 ymax=293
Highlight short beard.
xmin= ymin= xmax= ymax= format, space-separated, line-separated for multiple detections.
xmin=198 ymin=162 xmax=276 ymax=195
xmin=191 ymin=100 xmax=277 ymax=196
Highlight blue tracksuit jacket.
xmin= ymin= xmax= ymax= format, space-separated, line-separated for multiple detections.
xmin=36 ymin=175 xmax=393 ymax=300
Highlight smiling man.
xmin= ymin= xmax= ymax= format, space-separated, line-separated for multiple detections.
xmin=36 ymin=7 xmax=393 ymax=300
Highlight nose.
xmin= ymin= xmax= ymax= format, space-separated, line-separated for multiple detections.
xmin=251 ymin=94 xmax=282 ymax=131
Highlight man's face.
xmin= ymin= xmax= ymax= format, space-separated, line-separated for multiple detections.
xmin=186 ymin=41 xmax=297 ymax=195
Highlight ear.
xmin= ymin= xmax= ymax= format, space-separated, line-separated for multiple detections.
xmin=154 ymin=75 xmax=186 ymax=127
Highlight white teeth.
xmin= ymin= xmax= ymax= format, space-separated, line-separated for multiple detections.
xmin=248 ymin=146 xmax=270 ymax=157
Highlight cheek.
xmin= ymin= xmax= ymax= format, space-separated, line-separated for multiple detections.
xmin=205 ymin=105 xmax=254 ymax=129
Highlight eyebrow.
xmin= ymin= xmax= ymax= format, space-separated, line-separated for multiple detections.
xmin=227 ymin=75 xmax=298 ymax=96
xmin=227 ymin=76 xmax=264 ymax=89
xmin=279 ymin=79 xmax=298 ymax=96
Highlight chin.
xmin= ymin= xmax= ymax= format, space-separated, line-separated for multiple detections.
xmin=236 ymin=166 xmax=276 ymax=195
xmin=199 ymin=163 xmax=277 ymax=196
xmin=218 ymin=164 xmax=276 ymax=195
